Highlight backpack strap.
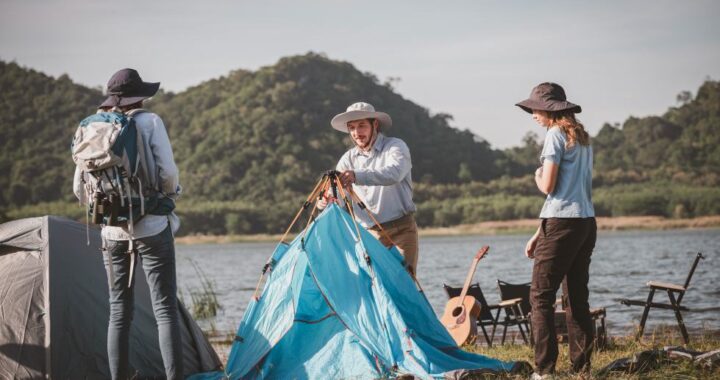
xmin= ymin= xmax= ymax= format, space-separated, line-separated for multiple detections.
xmin=125 ymin=108 xmax=146 ymax=117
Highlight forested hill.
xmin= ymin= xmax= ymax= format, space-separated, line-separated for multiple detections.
xmin=149 ymin=53 xmax=504 ymax=204
xmin=0 ymin=54 xmax=503 ymax=209
xmin=593 ymin=80 xmax=720 ymax=179
xmin=1 ymin=55 xmax=718 ymax=233
xmin=0 ymin=61 xmax=99 ymax=206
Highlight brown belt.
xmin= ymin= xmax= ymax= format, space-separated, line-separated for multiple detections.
xmin=369 ymin=213 xmax=414 ymax=231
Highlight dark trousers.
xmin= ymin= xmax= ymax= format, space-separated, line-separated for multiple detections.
xmin=531 ymin=218 xmax=596 ymax=375
xmin=103 ymin=226 xmax=184 ymax=380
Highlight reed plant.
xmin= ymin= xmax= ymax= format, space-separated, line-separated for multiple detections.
xmin=185 ymin=258 xmax=222 ymax=332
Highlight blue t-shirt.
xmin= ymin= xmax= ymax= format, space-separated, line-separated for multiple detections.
xmin=539 ymin=126 xmax=595 ymax=218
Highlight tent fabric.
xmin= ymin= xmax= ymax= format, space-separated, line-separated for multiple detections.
xmin=0 ymin=216 xmax=222 ymax=379
xmin=192 ymin=204 xmax=518 ymax=380
xmin=0 ymin=216 xmax=47 ymax=251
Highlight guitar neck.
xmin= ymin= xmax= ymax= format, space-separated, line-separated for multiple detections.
xmin=457 ymin=259 xmax=480 ymax=304
xmin=455 ymin=246 xmax=489 ymax=308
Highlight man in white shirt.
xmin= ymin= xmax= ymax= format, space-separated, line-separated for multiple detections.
xmin=73 ymin=68 xmax=183 ymax=379
xmin=325 ymin=102 xmax=419 ymax=274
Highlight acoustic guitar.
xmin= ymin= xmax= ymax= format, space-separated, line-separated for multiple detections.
xmin=440 ymin=245 xmax=490 ymax=346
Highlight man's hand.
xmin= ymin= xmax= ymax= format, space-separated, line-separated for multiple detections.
xmin=339 ymin=170 xmax=356 ymax=188
xmin=317 ymin=196 xmax=329 ymax=209
xmin=317 ymin=189 xmax=339 ymax=210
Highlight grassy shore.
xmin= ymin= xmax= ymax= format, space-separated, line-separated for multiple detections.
xmin=176 ymin=215 xmax=720 ymax=244
xmin=465 ymin=328 xmax=720 ymax=379
xmin=207 ymin=328 xmax=720 ymax=379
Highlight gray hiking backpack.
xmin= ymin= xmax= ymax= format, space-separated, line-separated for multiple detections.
xmin=71 ymin=109 xmax=174 ymax=231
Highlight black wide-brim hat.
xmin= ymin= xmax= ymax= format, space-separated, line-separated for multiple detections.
xmin=515 ymin=82 xmax=581 ymax=114
xmin=99 ymin=68 xmax=160 ymax=108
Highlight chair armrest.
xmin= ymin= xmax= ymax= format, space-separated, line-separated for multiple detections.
xmin=498 ymin=298 xmax=522 ymax=307
xmin=647 ymin=281 xmax=685 ymax=292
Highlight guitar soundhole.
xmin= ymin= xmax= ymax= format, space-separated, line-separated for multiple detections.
xmin=452 ymin=306 xmax=464 ymax=318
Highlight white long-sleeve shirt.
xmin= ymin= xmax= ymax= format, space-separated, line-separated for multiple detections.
xmin=73 ymin=111 xmax=180 ymax=240
xmin=336 ymin=133 xmax=416 ymax=227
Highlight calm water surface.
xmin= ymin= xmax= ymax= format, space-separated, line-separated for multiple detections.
xmin=176 ymin=228 xmax=719 ymax=336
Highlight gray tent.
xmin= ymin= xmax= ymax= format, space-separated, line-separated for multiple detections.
xmin=0 ymin=216 xmax=222 ymax=379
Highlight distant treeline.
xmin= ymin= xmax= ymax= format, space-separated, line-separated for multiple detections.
xmin=1 ymin=55 xmax=718 ymax=234
xmin=7 ymin=180 xmax=720 ymax=234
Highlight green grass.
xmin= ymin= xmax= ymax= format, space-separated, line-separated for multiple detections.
xmin=463 ymin=327 xmax=720 ymax=379
xmin=205 ymin=326 xmax=720 ymax=378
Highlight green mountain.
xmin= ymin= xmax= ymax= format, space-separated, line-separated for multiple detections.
xmin=1 ymin=54 xmax=504 ymax=207
xmin=593 ymin=80 xmax=720 ymax=179
xmin=0 ymin=61 xmax=99 ymax=206
xmin=152 ymin=54 xmax=506 ymax=206
xmin=1 ymin=55 xmax=718 ymax=233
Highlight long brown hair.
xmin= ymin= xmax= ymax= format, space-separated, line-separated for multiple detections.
xmin=548 ymin=110 xmax=590 ymax=147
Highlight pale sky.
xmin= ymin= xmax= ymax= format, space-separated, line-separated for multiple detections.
xmin=1 ymin=0 xmax=719 ymax=148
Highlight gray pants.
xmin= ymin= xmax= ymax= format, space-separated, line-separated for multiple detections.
xmin=104 ymin=226 xmax=183 ymax=380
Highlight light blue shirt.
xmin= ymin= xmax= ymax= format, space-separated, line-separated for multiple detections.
xmin=336 ymin=133 xmax=416 ymax=227
xmin=539 ymin=126 xmax=595 ymax=218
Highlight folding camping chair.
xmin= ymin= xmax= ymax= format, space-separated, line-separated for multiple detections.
xmin=496 ymin=280 xmax=531 ymax=345
xmin=553 ymin=296 xmax=608 ymax=350
xmin=443 ymin=283 xmax=501 ymax=347
xmin=619 ymin=252 xmax=704 ymax=344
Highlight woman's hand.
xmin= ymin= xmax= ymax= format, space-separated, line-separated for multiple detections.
xmin=525 ymin=235 xmax=538 ymax=259
xmin=525 ymin=226 xmax=541 ymax=259
xmin=535 ymin=161 xmax=559 ymax=195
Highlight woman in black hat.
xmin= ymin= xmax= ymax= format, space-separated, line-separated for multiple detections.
xmin=516 ymin=83 xmax=596 ymax=378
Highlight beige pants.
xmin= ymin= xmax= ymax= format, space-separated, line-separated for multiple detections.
xmin=368 ymin=215 xmax=419 ymax=275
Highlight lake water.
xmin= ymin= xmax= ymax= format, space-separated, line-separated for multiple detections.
xmin=176 ymin=228 xmax=719 ymax=337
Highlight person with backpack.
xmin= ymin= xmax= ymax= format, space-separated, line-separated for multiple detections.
xmin=72 ymin=68 xmax=183 ymax=379
xmin=319 ymin=102 xmax=419 ymax=276
xmin=516 ymin=83 xmax=596 ymax=379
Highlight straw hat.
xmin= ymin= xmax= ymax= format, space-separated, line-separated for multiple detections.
xmin=331 ymin=102 xmax=392 ymax=133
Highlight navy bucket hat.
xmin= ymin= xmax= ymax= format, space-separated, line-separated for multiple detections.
xmin=515 ymin=82 xmax=581 ymax=114
xmin=100 ymin=68 xmax=160 ymax=108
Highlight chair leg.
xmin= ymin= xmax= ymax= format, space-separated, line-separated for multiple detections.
xmin=511 ymin=306 xmax=529 ymax=344
xmin=518 ymin=323 xmax=528 ymax=344
xmin=667 ymin=290 xmax=689 ymax=344
xmin=479 ymin=324 xmax=492 ymax=347
xmin=636 ymin=288 xmax=655 ymax=341
xmin=490 ymin=308 xmax=502 ymax=345
xmin=598 ymin=315 xmax=607 ymax=349
xmin=500 ymin=307 xmax=508 ymax=345
xmin=527 ymin=315 xmax=535 ymax=347
xmin=501 ymin=324 xmax=508 ymax=345
xmin=501 ymin=314 xmax=509 ymax=346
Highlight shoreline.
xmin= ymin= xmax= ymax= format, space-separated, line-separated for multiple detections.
xmin=175 ymin=215 xmax=720 ymax=245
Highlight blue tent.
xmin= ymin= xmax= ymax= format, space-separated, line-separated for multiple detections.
xmin=193 ymin=204 xmax=521 ymax=379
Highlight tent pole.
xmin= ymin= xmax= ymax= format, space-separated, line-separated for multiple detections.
xmin=335 ymin=177 xmax=364 ymax=243
xmin=345 ymin=187 xmax=424 ymax=290
xmin=345 ymin=187 xmax=397 ymax=247
xmin=253 ymin=174 xmax=329 ymax=300
xmin=279 ymin=174 xmax=328 ymax=244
